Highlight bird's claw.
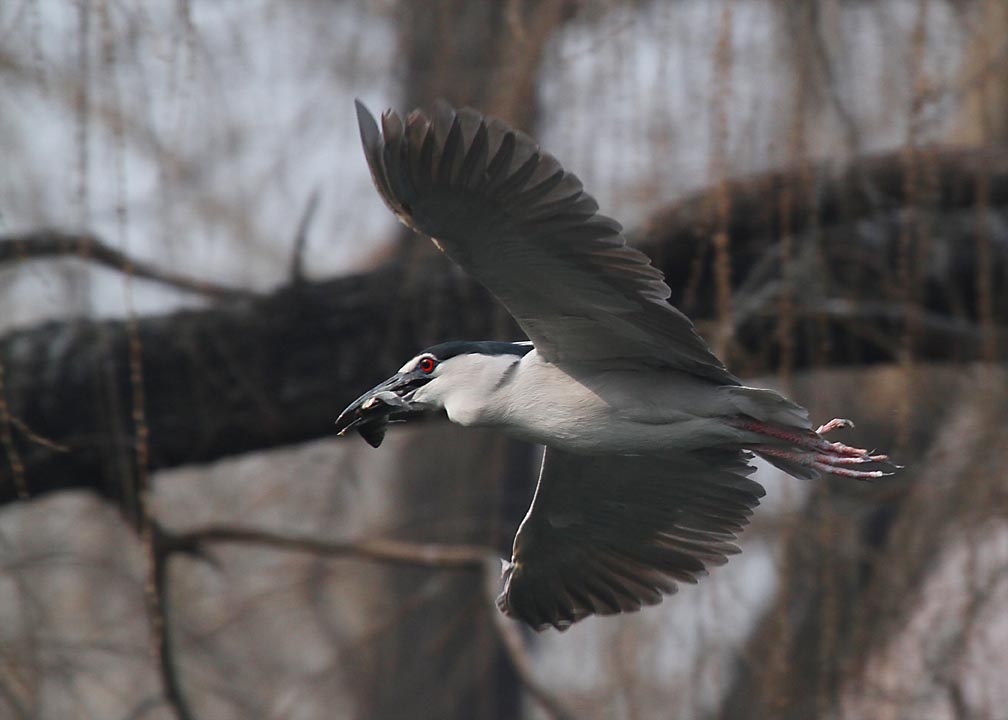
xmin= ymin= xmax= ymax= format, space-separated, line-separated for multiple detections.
xmin=816 ymin=417 xmax=854 ymax=434
xmin=749 ymin=415 xmax=899 ymax=481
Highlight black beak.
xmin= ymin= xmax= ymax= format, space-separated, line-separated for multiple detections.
xmin=335 ymin=372 xmax=428 ymax=448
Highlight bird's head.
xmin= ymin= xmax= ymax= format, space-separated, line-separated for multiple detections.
xmin=335 ymin=340 xmax=533 ymax=447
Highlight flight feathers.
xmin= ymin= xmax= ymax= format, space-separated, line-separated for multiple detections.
xmin=354 ymin=98 xmax=738 ymax=382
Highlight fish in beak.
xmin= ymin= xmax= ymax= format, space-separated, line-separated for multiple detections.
xmin=335 ymin=372 xmax=430 ymax=448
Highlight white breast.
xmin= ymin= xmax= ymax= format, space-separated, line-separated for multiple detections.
xmin=417 ymin=349 xmax=740 ymax=454
xmin=491 ymin=351 xmax=740 ymax=454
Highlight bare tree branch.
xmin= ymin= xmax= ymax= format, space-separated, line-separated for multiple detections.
xmin=0 ymin=358 xmax=27 ymax=500
xmin=0 ymin=668 xmax=30 ymax=720
xmin=162 ymin=524 xmax=491 ymax=569
xmin=637 ymin=144 xmax=1008 ymax=319
xmin=288 ymin=190 xmax=320 ymax=284
xmin=152 ymin=522 xmax=579 ymax=720
xmin=0 ymin=229 xmax=252 ymax=301
xmin=150 ymin=528 xmax=198 ymax=720
xmin=1 ymin=145 xmax=1006 ymax=511
xmin=483 ymin=572 xmax=579 ymax=720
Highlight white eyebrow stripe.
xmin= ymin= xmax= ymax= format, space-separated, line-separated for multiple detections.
xmin=399 ymin=352 xmax=438 ymax=374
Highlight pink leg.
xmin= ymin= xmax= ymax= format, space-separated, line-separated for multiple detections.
xmin=731 ymin=417 xmax=899 ymax=480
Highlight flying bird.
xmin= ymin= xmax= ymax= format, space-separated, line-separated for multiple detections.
xmin=337 ymin=100 xmax=894 ymax=631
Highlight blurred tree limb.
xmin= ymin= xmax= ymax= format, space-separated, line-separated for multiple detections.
xmin=1 ymin=143 xmax=1007 ymax=513
xmin=715 ymin=366 xmax=1008 ymax=720
xmin=149 ymin=522 xmax=578 ymax=720
xmin=0 ymin=229 xmax=250 ymax=300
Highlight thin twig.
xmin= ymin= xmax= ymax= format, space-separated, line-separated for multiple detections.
xmin=0 ymin=667 xmax=30 ymax=720
xmin=150 ymin=529 xmax=198 ymax=720
xmin=149 ymin=523 xmax=489 ymax=720
xmin=808 ymin=1 xmax=863 ymax=157
xmin=8 ymin=417 xmax=69 ymax=453
xmin=167 ymin=524 xmax=490 ymax=569
xmin=288 ymin=190 xmax=320 ymax=284
xmin=482 ymin=564 xmax=580 ymax=720
xmin=156 ymin=523 xmax=578 ymax=719
xmin=0 ymin=229 xmax=251 ymax=300
xmin=0 ymin=360 xmax=28 ymax=499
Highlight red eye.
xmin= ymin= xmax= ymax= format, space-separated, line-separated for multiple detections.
xmin=418 ymin=357 xmax=437 ymax=374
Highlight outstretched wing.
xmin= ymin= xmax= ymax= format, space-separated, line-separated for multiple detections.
xmin=497 ymin=448 xmax=764 ymax=631
xmin=355 ymin=100 xmax=736 ymax=384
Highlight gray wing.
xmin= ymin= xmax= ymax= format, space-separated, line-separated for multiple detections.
xmin=355 ymin=99 xmax=736 ymax=384
xmin=496 ymin=448 xmax=764 ymax=631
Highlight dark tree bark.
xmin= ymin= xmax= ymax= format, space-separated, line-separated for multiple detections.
xmin=2 ymin=146 xmax=1007 ymax=513
xmin=637 ymin=144 xmax=1008 ymax=373
xmin=1 ymin=144 xmax=1007 ymax=720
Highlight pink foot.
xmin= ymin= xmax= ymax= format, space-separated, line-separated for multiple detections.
xmin=816 ymin=418 xmax=854 ymax=434
xmin=734 ymin=416 xmax=900 ymax=480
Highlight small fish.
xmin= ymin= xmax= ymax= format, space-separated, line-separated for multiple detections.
xmin=335 ymin=390 xmax=410 ymax=448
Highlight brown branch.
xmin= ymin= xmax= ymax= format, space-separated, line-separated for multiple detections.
xmin=0 ymin=358 xmax=27 ymax=499
xmin=0 ymin=669 xmax=30 ymax=720
xmin=6 ymin=416 xmax=69 ymax=454
xmin=0 ymin=229 xmax=251 ymax=301
xmin=637 ymin=144 xmax=1008 ymax=313
xmin=165 ymin=524 xmax=491 ymax=569
xmin=1 ymin=145 xmax=1007 ymax=509
xmin=150 ymin=528 xmax=198 ymax=720
xmin=153 ymin=523 xmax=578 ymax=720
xmin=288 ymin=190 xmax=320 ymax=284
xmin=483 ymin=571 xmax=579 ymax=720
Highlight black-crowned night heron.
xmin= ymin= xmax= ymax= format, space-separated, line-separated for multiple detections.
xmin=336 ymin=100 xmax=895 ymax=631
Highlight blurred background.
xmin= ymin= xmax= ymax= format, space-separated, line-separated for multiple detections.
xmin=1 ymin=1 xmax=1007 ymax=718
